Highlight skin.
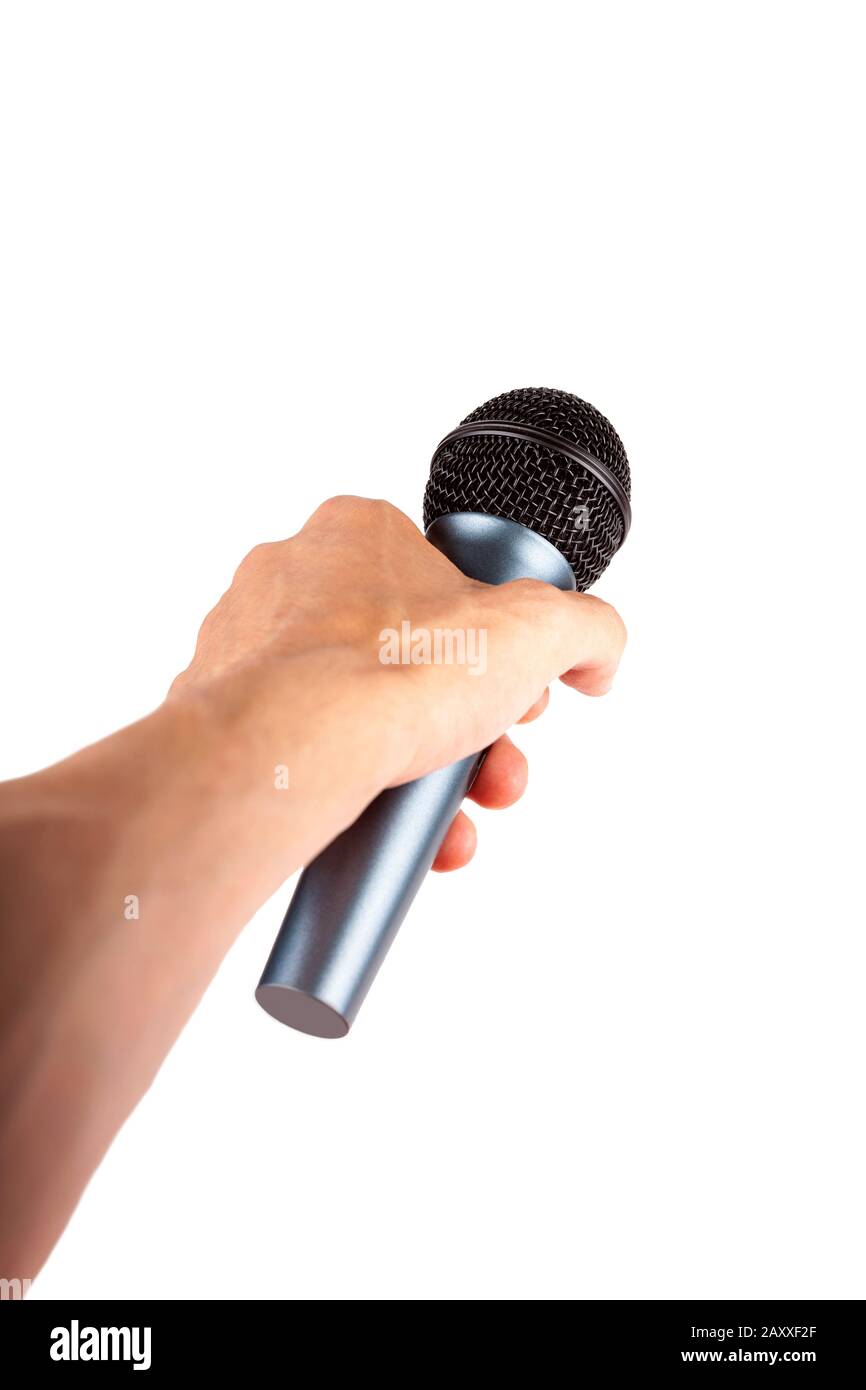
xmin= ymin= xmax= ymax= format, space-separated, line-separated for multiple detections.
xmin=0 ymin=496 xmax=625 ymax=1283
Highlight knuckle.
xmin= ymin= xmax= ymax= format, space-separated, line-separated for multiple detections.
xmin=313 ymin=493 xmax=363 ymax=515
xmin=600 ymin=601 xmax=628 ymax=651
xmin=504 ymin=577 xmax=556 ymax=605
xmin=309 ymin=495 xmax=417 ymax=539
xmin=360 ymin=496 xmax=410 ymax=525
xmin=235 ymin=540 xmax=274 ymax=575
xmin=313 ymin=494 xmax=397 ymax=519
xmin=579 ymin=593 xmax=627 ymax=648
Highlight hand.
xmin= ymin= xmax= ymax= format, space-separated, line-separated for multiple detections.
xmin=169 ymin=494 xmax=627 ymax=870
xmin=0 ymin=494 xmax=625 ymax=1280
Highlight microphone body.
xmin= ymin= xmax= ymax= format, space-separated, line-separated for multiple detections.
xmin=255 ymin=512 xmax=576 ymax=1037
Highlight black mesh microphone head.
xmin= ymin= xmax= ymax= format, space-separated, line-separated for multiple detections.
xmin=424 ymin=387 xmax=631 ymax=590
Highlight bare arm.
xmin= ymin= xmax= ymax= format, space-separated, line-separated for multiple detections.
xmin=0 ymin=496 xmax=625 ymax=1280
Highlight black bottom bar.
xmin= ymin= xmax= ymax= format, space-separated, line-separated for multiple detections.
xmin=2 ymin=1299 xmax=862 ymax=1375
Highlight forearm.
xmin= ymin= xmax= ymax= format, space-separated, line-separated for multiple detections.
xmin=0 ymin=658 xmax=396 ymax=1278
xmin=0 ymin=498 xmax=626 ymax=1283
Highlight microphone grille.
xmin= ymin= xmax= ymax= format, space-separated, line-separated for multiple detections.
xmin=424 ymin=387 xmax=631 ymax=590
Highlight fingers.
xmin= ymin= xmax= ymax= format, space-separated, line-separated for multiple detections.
xmin=518 ymin=688 xmax=549 ymax=724
xmin=433 ymin=736 xmax=530 ymax=871
xmin=467 ymin=735 xmax=527 ymax=809
xmin=432 ymin=809 xmax=477 ymax=872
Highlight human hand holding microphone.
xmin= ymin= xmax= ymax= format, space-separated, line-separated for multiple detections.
xmin=255 ymin=386 xmax=632 ymax=1035
xmin=0 ymin=386 xmax=628 ymax=1274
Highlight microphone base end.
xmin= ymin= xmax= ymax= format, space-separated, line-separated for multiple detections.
xmin=255 ymin=983 xmax=350 ymax=1039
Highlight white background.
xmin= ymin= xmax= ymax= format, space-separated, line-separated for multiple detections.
xmin=2 ymin=2 xmax=863 ymax=1299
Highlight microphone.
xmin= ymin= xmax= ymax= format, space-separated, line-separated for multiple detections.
xmin=256 ymin=387 xmax=631 ymax=1037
